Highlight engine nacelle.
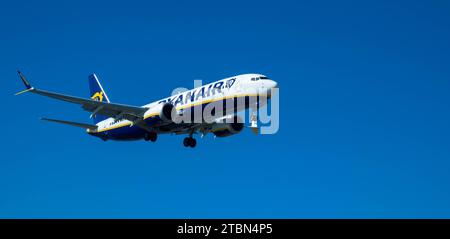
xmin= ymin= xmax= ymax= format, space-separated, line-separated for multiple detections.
xmin=211 ymin=116 xmax=244 ymax=137
xmin=160 ymin=103 xmax=175 ymax=122
xmin=146 ymin=103 xmax=175 ymax=122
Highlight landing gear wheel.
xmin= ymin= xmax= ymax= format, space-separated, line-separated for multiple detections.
xmin=149 ymin=133 xmax=157 ymax=142
xmin=145 ymin=132 xmax=157 ymax=142
xmin=189 ymin=138 xmax=197 ymax=148
xmin=183 ymin=137 xmax=191 ymax=147
xmin=183 ymin=137 xmax=197 ymax=148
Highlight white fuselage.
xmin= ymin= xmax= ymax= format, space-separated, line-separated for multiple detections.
xmin=95 ymin=73 xmax=277 ymax=132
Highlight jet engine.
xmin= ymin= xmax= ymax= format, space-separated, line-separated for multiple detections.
xmin=211 ymin=116 xmax=244 ymax=137
xmin=146 ymin=102 xmax=175 ymax=122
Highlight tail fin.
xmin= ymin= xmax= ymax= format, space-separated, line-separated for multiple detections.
xmin=88 ymin=73 xmax=110 ymax=124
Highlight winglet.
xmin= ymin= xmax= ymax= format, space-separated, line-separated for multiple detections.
xmin=17 ymin=70 xmax=32 ymax=89
xmin=15 ymin=70 xmax=34 ymax=95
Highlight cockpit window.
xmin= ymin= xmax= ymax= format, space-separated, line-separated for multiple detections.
xmin=260 ymin=76 xmax=269 ymax=80
xmin=251 ymin=77 xmax=260 ymax=81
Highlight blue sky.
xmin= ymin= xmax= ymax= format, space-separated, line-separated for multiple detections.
xmin=1 ymin=0 xmax=450 ymax=218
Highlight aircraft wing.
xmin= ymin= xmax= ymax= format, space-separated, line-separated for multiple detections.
xmin=15 ymin=71 xmax=148 ymax=122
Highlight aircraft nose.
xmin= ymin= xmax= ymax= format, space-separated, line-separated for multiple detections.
xmin=267 ymin=80 xmax=278 ymax=88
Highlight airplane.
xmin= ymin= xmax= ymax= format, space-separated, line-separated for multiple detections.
xmin=15 ymin=71 xmax=278 ymax=147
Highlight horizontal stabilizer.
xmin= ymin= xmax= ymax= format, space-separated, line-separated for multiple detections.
xmin=41 ymin=117 xmax=98 ymax=130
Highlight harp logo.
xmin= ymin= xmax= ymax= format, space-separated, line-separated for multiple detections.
xmin=225 ymin=78 xmax=236 ymax=88
xmin=91 ymin=91 xmax=104 ymax=102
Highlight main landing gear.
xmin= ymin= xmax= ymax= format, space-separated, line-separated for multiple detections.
xmin=183 ymin=137 xmax=196 ymax=148
xmin=144 ymin=132 xmax=157 ymax=142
